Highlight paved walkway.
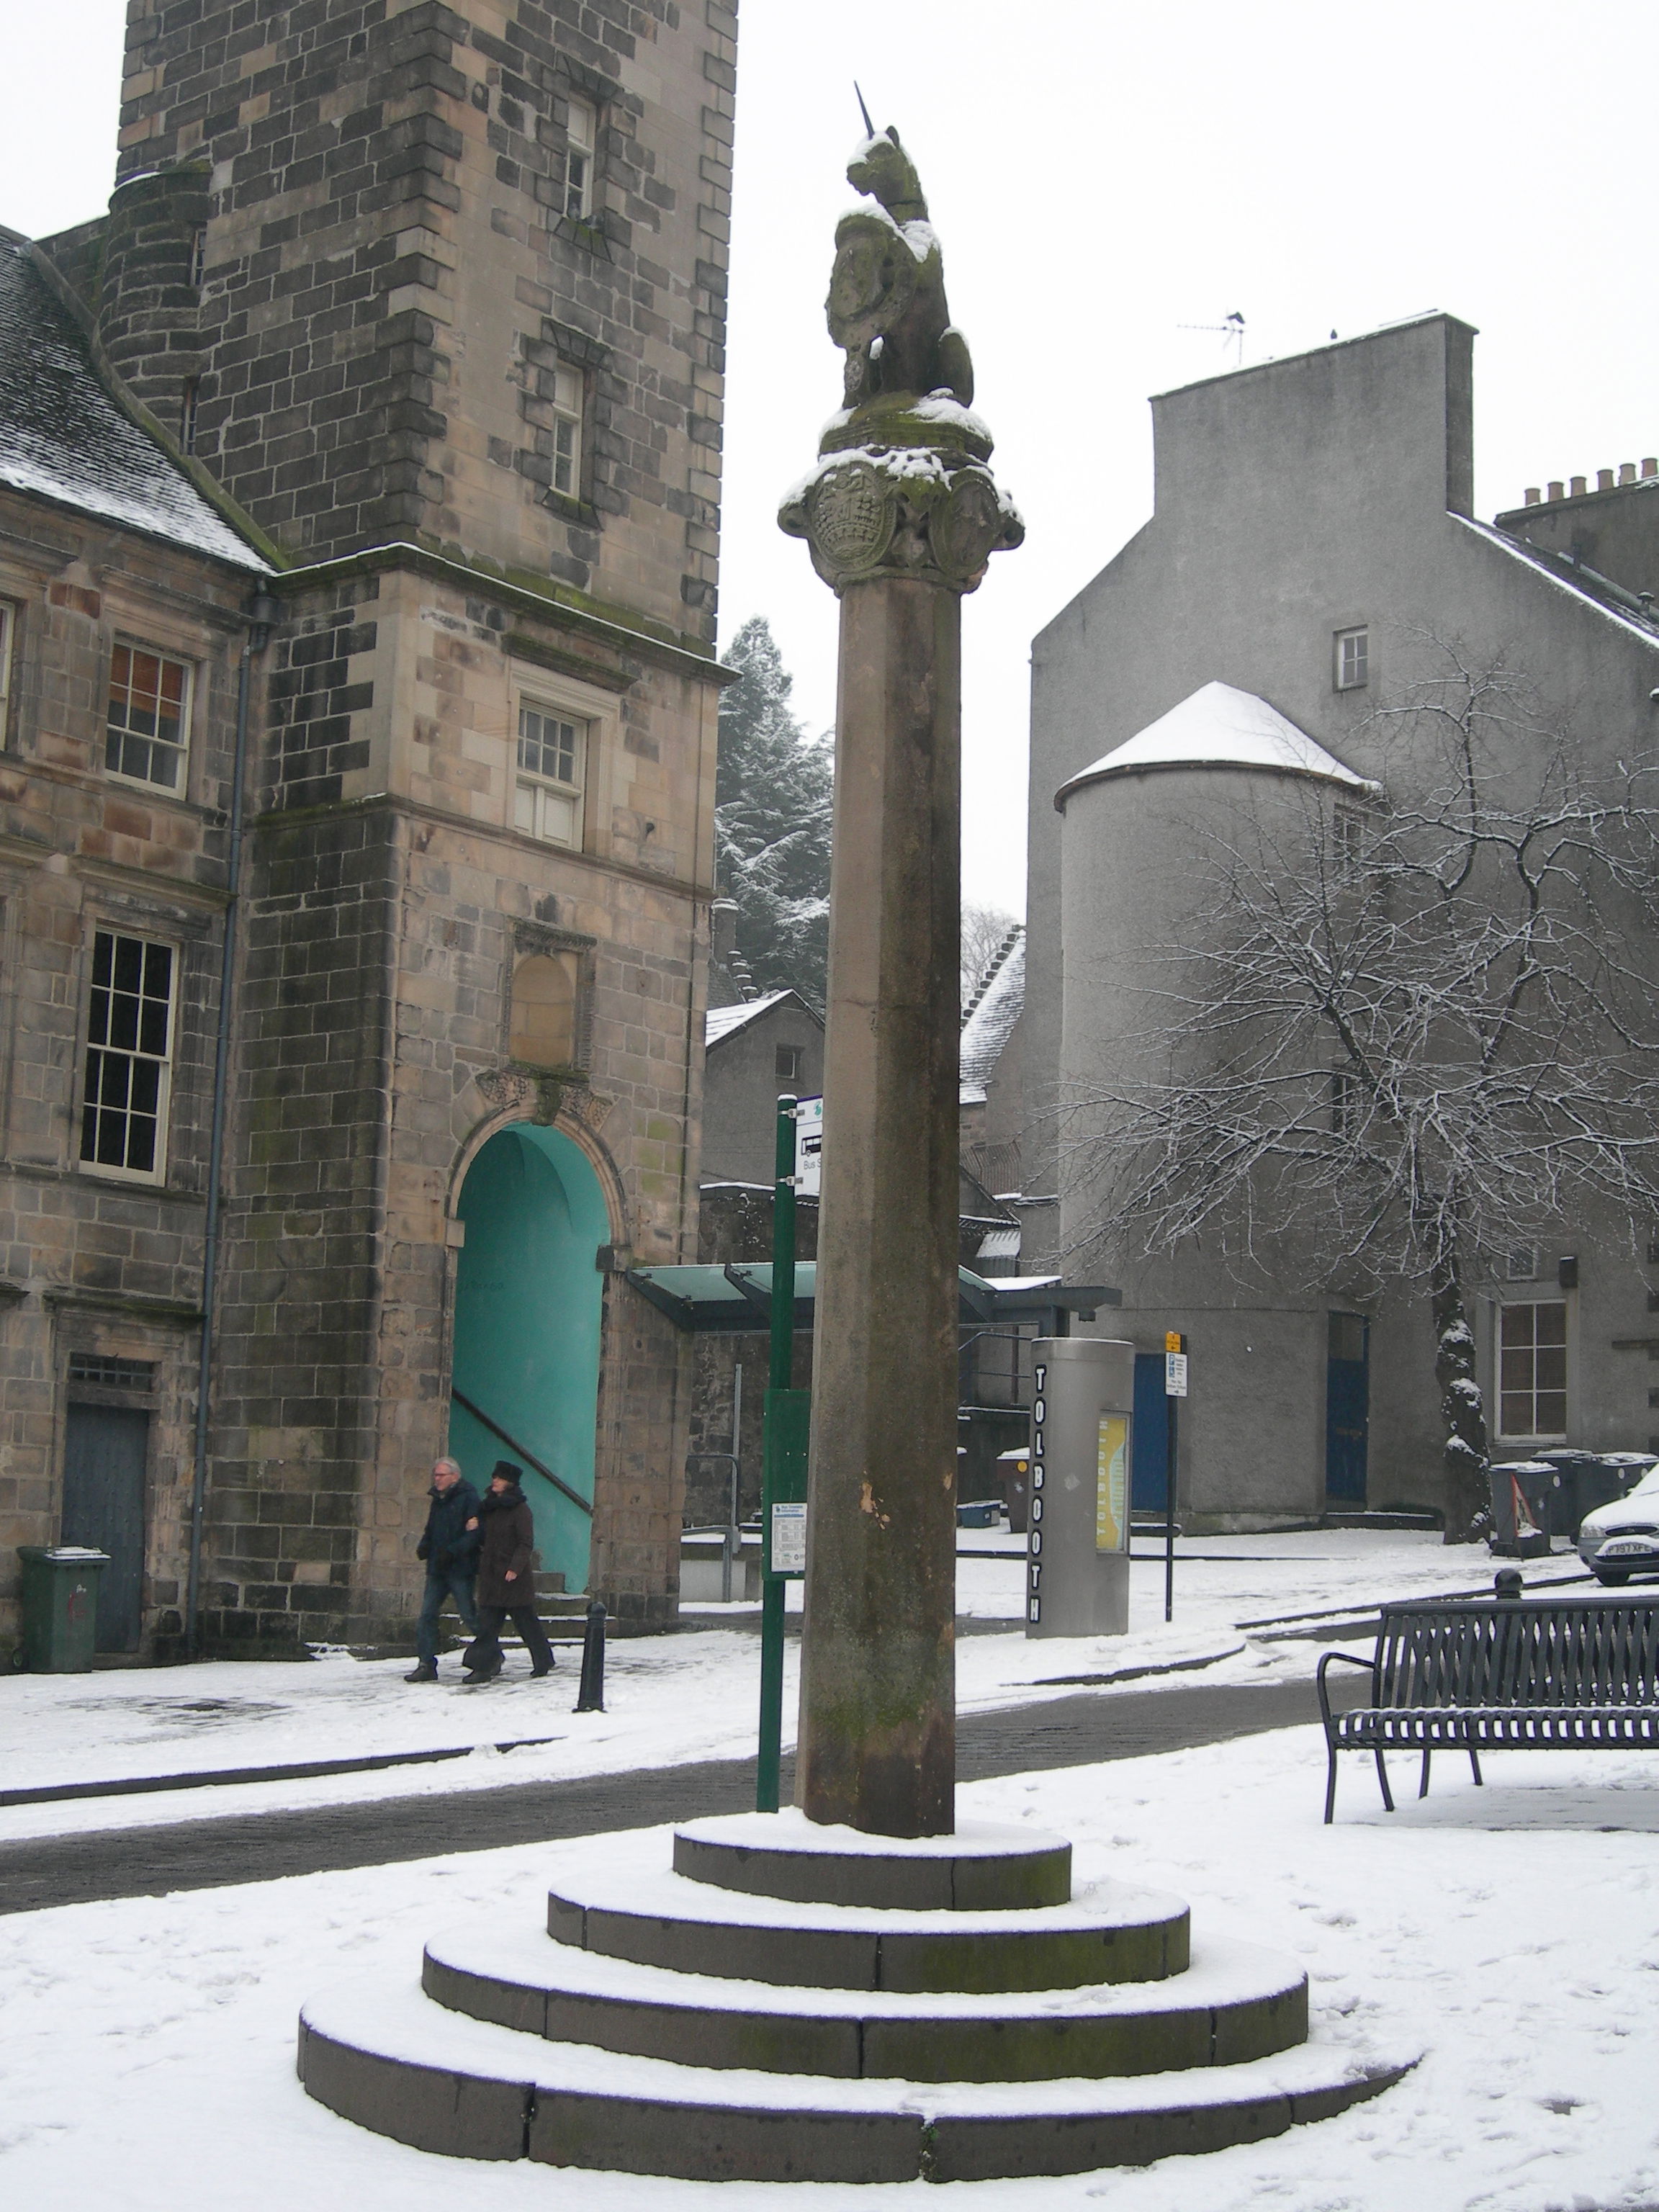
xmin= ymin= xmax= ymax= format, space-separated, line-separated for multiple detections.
xmin=0 ymin=1678 xmax=1339 ymax=1916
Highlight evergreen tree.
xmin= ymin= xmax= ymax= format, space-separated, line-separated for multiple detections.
xmin=716 ymin=616 xmax=834 ymax=1007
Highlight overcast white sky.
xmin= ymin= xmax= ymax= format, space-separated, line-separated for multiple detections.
xmin=5 ymin=0 xmax=1659 ymax=912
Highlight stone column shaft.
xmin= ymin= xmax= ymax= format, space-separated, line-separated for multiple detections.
xmin=796 ymin=576 xmax=962 ymax=1837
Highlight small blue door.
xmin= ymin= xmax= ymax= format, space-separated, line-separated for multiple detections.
xmin=1132 ymin=1352 xmax=1169 ymax=1513
xmin=1325 ymin=1313 xmax=1370 ymax=1503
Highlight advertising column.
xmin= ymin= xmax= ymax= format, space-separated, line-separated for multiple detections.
xmin=1025 ymin=1338 xmax=1136 ymax=1639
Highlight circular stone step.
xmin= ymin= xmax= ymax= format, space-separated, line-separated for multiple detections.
xmin=299 ymin=1972 xmax=1414 ymax=2184
xmin=423 ymin=1917 xmax=1308 ymax=2082
xmin=673 ymin=1809 xmax=1072 ymax=1912
xmin=544 ymin=1829 xmax=1188 ymax=1995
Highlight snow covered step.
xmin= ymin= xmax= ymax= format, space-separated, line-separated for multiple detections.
xmin=423 ymin=1917 xmax=1308 ymax=2082
xmin=544 ymin=1827 xmax=1188 ymax=1993
xmin=672 ymin=1809 xmax=1073 ymax=1912
xmin=298 ymin=1970 xmax=1411 ymax=2183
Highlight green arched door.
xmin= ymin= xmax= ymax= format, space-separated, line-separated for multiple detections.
xmin=448 ymin=1123 xmax=609 ymax=1593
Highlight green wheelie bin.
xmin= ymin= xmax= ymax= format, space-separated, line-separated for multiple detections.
xmin=16 ymin=1546 xmax=111 ymax=1671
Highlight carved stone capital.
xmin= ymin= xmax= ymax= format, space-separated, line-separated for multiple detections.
xmin=475 ymin=1065 xmax=614 ymax=1138
xmin=779 ymin=446 xmax=1024 ymax=597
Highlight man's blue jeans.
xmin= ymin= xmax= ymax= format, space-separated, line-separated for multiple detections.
xmin=415 ymin=1564 xmax=478 ymax=1665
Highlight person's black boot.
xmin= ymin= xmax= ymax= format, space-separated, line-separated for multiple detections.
xmin=462 ymin=1667 xmax=495 ymax=1686
xmin=404 ymin=1662 xmax=438 ymax=1683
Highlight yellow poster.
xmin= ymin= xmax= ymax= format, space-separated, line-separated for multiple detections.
xmin=1096 ymin=1414 xmax=1130 ymax=1553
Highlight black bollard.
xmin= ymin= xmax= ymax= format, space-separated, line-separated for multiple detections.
xmin=575 ymin=1599 xmax=606 ymax=1712
xmin=1493 ymin=1568 xmax=1524 ymax=1601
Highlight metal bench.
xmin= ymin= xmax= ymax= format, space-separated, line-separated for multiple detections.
xmin=1317 ymin=1579 xmax=1659 ymax=1822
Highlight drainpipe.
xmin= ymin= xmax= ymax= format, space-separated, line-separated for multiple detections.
xmin=185 ymin=588 xmax=282 ymax=1660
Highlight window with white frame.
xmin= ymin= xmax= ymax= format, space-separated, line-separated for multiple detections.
xmin=1498 ymin=1299 xmax=1568 ymax=1438
xmin=106 ymin=643 xmax=192 ymax=792
xmin=1334 ymin=626 xmax=1369 ymax=691
xmin=515 ymin=700 xmax=586 ymax=847
xmin=80 ymin=929 xmax=176 ymax=1179
xmin=564 ymin=97 xmax=596 ymax=219
xmin=548 ymin=362 xmax=583 ymax=497
xmin=1331 ymin=805 xmax=1362 ymax=869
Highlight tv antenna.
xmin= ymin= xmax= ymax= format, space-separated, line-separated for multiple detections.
xmin=1177 ymin=310 xmax=1246 ymax=368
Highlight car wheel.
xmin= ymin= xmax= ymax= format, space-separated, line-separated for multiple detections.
xmin=1593 ymin=1568 xmax=1632 ymax=1586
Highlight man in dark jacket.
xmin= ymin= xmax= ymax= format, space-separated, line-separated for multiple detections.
xmin=462 ymin=1461 xmax=557 ymax=1683
xmin=405 ymin=1456 xmax=482 ymax=1682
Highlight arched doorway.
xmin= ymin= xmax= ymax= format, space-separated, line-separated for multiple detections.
xmin=448 ymin=1123 xmax=610 ymax=1594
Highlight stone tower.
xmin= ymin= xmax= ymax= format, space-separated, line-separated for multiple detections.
xmin=3 ymin=0 xmax=737 ymax=1655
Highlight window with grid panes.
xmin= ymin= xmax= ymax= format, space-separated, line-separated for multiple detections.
xmin=515 ymin=702 xmax=585 ymax=847
xmin=1334 ymin=626 xmax=1369 ymax=691
xmin=1498 ymin=1300 xmax=1568 ymax=1438
xmin=80 ymin=930 xmax=174 ymax=1177
xmin=564 ymin=98 xmax=596 ymax=218
xmin=107 ymin=644 xmax=191 ymax=791
xmin=548 ymin=363 xmax=583 ymax=497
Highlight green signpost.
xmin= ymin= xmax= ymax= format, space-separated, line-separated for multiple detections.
xmin=757 ymin=1094 xmax=809 ymax=1812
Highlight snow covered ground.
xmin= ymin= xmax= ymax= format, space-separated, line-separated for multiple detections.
xmin=2 ymin=1724 xmax=1655 ymax=2209
xmin=1 ymin=1529 xmax=1651 ymax=2206
xmin=0 ymin=1532 xmax=1580 ymax=1843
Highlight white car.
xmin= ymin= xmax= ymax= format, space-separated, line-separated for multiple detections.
xmin=1578 ymin=1465 xmax=1659 ymax=1583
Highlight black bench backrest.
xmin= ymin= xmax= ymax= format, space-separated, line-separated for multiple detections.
xmin=1375 ymin=1596 xmax=1659 ymax=1710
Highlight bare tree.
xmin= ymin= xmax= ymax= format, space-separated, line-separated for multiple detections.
xmin=962 ymin=900 xmax=1018 ymax=1011
xmin=1061 ymin=644 xmax=1659 ymax=1539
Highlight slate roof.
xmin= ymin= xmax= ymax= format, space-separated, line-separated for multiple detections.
xmin=960 ymin=926 xmax=1024 ymax=1103
xmin=0 ymin=236 xmax=267 ymax=571
xmin=1464 ymin=516 xmax=1659 ymax=647
xmin=704 ymin=988 xmax=818 ymax=1047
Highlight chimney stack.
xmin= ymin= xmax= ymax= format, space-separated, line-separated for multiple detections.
xmin=1547 ymin=480 xmax=1565 ymax=501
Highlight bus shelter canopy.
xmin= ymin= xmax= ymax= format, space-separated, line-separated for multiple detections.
xmin=624 ymin=1262 xmax=1118 ymax=1336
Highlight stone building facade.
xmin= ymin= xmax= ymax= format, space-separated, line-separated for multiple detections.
xmin=1 ymin=0 xmax=739 ymax=1658
xmin=1027 ymin=315 xmax=1659 ymax=1529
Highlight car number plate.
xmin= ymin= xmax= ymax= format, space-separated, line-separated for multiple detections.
xmin=1600 ymin=1540 xmax=1653 ymax=1556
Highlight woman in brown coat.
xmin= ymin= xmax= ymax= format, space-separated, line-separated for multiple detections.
xmin=462 ymin=1462 xmax=557 ymax=1683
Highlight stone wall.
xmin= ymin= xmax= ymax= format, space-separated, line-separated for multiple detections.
xmin=0 ymin=493 xmax=259 ymax=1653
xmin=114 ymin=0 xmax=734 ymax=644
xmin=0 ymin=0 xmax=733 ymax=1655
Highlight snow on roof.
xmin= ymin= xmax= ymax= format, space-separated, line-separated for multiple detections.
xmin=1457 ymin=515 xmax=1659 ymax=651
xmin=704 ymin=989 xmax=806 ymax=1047
xmin=0 ymin=238 xmax=268 ymax=570
xmin=960 ymin=927 xmax=1024 ymax=1094
xmin=1054 ymin=681 xmax=1377 ymax=809
xmin=975 ymin=1225 xmax=1020 ymax=1264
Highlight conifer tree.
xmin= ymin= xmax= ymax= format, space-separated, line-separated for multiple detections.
xmin=716 ymin=616 xmax=834 ymax=1006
